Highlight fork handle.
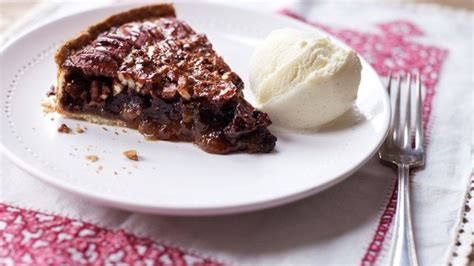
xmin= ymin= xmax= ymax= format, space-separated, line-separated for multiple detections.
xmin=389 ymin=164 xmax=419 ymax=266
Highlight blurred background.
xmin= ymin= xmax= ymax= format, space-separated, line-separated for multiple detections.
xmin=1 ymin=0 xmax=473 ymax=43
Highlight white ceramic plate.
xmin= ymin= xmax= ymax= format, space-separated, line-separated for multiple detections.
xmin=0 ymin=3 xmax=390 ymax=216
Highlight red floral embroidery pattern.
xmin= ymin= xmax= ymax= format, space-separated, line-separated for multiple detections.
xmin=0 ymin=204 xmax=220 ymax=265
xmin=280 ymin=9 xmax=448 ymax=266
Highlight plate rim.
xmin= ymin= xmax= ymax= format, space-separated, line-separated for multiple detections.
xmin=0 ymin=2 xmax=390 ymax=216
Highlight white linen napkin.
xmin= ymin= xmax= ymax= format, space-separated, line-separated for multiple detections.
xmin=1 ymin=1 xmax=472 ymax=265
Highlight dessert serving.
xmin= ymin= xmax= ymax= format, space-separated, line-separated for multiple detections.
xmin=0 ymin=0 xmax=392 ymax=215
xmin=250 ymin=28 xmax=362 ymax=129
xmin=53 ymin=4 xmax=276 ymax=154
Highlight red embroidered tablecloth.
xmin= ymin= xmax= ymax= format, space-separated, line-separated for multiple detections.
xmin=1 ymin=2 xmax=472 ymax=265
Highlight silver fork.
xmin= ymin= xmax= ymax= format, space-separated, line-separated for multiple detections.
xmin=379 ymin=73 xmax=425 ymax=266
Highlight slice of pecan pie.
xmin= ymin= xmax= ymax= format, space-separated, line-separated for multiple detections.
xmin=54 ymin=4 xmax=276 ymax=154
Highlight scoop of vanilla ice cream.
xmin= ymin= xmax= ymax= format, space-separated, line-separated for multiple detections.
xmin=249 ymin=28 xmax=362 ymax=129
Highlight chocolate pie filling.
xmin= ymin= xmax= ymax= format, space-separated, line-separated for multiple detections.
xmin=58 ymin=17 xmax=276 ymax=154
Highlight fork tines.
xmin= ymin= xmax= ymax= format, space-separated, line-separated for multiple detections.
xmin=385 ymin=72 xmax=424 ymax=152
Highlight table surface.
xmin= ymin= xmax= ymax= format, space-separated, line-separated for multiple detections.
xmin=1 ymin=0 xmax=472 ymax=264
